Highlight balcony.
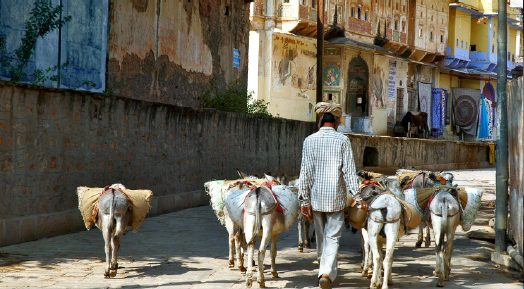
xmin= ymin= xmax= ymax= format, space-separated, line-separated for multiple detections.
xmin=444 ymin=46 xmax=470 ymax=68
xmin=467 ymin=52 xmax=497 ymax=71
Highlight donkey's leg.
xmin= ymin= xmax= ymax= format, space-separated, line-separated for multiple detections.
xmin=243 ymin=214 xmax=256 ymax=288
xmin=424 ymin=224 xmax=431 ymax=247
xmin=382 ymin=222 xmax=400 ymax=289
xmin=225 ymin=216 xmax=236 ymax=268
xmin=416 ymin=224 xmax=424 ymax=247
xmin=298 ymin=215 xmax=304 ymax=252
xmin=368 ymin=221 xmax=383 ymax=289
xmin=257 ymin=228 xmax=271 ymax=288
xmin=100 ymin=215 xmax=112 ymax=278
xmin=270 ymin=234 xmax=279 ymax=278
xmin=444 ymin=217 xmax=458 ymax=281
xmin=361 ymin=228 xmax=371 ymax=277
xmin=110 ymin=215 xmax=127 ymax=277
xmin=304 ymin=219 xmax=311 ymax=249
xmin=432 ymin=216 xmax=445 ymax=287
xmin=235 ymin=229 xmax=246 ymax=272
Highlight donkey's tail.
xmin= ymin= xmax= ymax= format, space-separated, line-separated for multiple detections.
xmin=109 ymin=189 xmax=116 ymax=233
xmin=248 ymin=188 xmax=261 ymax=245
xmin=437 ymin=197 xmax=447 ymax=252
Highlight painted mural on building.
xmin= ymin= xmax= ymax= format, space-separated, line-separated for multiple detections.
xmin=273 ymin=35 xmax=316 ymax=93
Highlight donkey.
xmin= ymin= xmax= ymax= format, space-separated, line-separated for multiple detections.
xmin=96 ymin=186 xmax=132 ymax=278
xmin=409 ymin=171 xmax=454 ymax=248
xmin=399 ymin=170 xmax=441 ymax=248
xmin=361 ymin=179 xmax=406 ymax=289
xmin=428 ymin=187 xmax=461 ymax=287
xmin=272 ymin=173 xmax=313 ymax=252
xmin=204 ymin=179 xmax=250 ymax=272
xmin=243 ymin=185 xmax=289 ymax=288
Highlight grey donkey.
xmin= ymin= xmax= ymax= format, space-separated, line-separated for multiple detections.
xmin=96 ymin=188 xmax=131 ymax=278
xmin=243 ymin=186 xmax=286 ymax=288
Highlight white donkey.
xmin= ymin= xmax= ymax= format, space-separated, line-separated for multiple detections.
xmin=428 ymin=187 xmax=461 ymax=287
xmin=361 ymin=179 xmax=409 ymax=289
xmin=243 ymin=184 xmax=299 ymax=288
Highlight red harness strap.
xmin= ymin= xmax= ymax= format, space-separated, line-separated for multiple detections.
xmin=91 ymin=184 xmax=130 ymax=223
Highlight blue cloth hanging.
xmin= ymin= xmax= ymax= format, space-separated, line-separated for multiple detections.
xmin=478 ymin=94 xmax=490 ymax=139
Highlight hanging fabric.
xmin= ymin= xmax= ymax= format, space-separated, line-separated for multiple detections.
xmin=478 ymin=94 xmax=490 ymax=139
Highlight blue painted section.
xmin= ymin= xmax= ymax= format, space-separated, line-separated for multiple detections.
xmin=489 ymin=53 xmax=497 ymax=63
xmin=0 ymin=0 xmax=107 ymax=92
xmin=455 ymin=47 xmax=469 ymax=59
xmin=447 ymin=47 xmax=451 ymax=55
xmin=470 ymin=52 xmax=488 ymax=61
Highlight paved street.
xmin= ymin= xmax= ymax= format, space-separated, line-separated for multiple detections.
xmin=0 ymin=168 xmax=522 ymax=288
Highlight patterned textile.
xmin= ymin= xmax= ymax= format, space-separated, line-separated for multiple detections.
xmin=432 ymin=88 xmax=444 ymax=137
xmin=418 ymin=82 xmax=433 ymax=129
xmin=452 ymin=88 xmax=481 ymax=135
xmin=298 ymin=127 xmax=361 ymax=212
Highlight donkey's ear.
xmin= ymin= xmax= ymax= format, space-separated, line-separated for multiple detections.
xmin=264 ymin=173 xmax=277 ymax=182
xmin=237 ymin=169 xmax=249 ymax=179
xmin=399 ymin=176 xmax=410 ymax=188
xmin=428 ymin=173 xmax=439 ymax=182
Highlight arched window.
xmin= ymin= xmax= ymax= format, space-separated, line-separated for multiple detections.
xmin=358 ymin=7 xmax=361 ymax=19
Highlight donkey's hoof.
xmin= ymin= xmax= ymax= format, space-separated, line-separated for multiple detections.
xmin=109 ymin=269 xmax=117 ymax=277
xmin=433 ymin=270 xmax=440 ymax=277
xmin=239 ymin=265 xmax=247 ymax=273
xmin=246 ymin=277 xmax=253 ymax=288
xmin=305 ymin=243 xmax=311 ymax=249
xmin=272 ymin=272 xmax=279 ymax=278
xmin=258 ymin=281 xmax=266 ymax=288
xmin=228 ymin=262 xmax=235 ymax=268
xmin=437 ymin=280 xmax=444 ymax=287
xmin=104 ymin=270 xmax=110 ymax=278
xmin=298 ymin=246 xmax=303 ymax=252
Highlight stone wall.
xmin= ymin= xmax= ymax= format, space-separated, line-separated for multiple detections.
xmin=0 ymin=82 xmax=493 ymax=247
xmin=0 ymin=81 xmax=314 ymax=247
xmin=348 ymin=133 xmax=492 ymax=175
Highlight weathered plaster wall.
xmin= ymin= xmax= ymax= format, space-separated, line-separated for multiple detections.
xmin=0 ymin=0 xmax=108 ymax=91
xmin=269 ymin=33 xmax=317 ymax=121
xmin=0 ymin=81 xmax=314 ymax=247
xmin=107 ymin=0 xmax=250 ymax=106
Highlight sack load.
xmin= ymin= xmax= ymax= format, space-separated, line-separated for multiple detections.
xmin=346 ymin=205 xmax=367 ymax=230
xmin=399 ymin=199 xmax=422 ymax=229
xmin=223 ymin=185 xmax=300 ymax=232
xmin=272 ymin=185 xmax=300 ymax=231
xmin=204 ymin=180 xmax=227 ymax=225
xmin=77 ymin=185 xmax=153 ymax=232
xmin=460 ymin=187 xmax=483 ymax=231
xmin=224 ymin=188 xmax=251 ymax=228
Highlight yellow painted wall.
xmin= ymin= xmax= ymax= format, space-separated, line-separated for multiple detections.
xmin=509 ymin=27 xmax=517 ymax=61
xmin=451 ymin=10 xmax=471 ymax=53
xmin=269 ymin=33 xmax=317 ymax=121
xmin=460 ymin=78 xmax=481 ymax=90
xmin=470 ymin=17 xmax=490 ymax=53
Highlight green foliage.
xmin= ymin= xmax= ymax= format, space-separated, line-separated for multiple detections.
xmin=1 ymin=0 xmax=71 ymax=83
xmin=196 ymin=78 xmax=272 ymax=117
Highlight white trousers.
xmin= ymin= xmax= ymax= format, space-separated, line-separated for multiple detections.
xmin=313 ymin=210 xmax=344 ymax=282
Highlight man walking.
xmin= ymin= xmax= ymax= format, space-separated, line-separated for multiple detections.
xmin=298 ymin=102 xmax=368 ymax=289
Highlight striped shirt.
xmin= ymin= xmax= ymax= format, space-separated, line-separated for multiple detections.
xmin=298 ymin=127 xmax=361 ymax=212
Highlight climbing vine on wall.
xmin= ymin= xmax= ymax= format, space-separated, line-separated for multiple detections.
xmin=0 ymin=0 xmax=71 ymax=84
